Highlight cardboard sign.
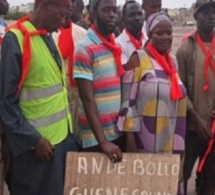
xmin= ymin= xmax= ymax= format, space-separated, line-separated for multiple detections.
xmin=64 ymin=152 xmax=180 ymax=195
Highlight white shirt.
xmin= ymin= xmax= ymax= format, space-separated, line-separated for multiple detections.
xmin=53 ymin=23 xmax=87 ymax=47
xmin=52 ymin=23 xmax=87 ymax=79
xmin=116 ymin=29 xmax=147 ymax=65
xmin=142 ymin=21 xmax=148 ymax=39
xmin=0 ymin=25 xmax=5 ymax=38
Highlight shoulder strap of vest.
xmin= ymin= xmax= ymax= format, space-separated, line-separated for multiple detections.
xmin=7 ymin=16 xmax=48 ymax=95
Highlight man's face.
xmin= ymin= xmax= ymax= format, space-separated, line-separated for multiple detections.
xmin=0 ymin=0 xmax=9 ymax=15
xmin=43 ymin=2 xmax=72 ymax=32
xmin=142 ymin=0 xmax=161 ymax=20
xmin=196 ymin=6 xmax=215 ymax=32
xmin=95 ymin=0 xmax=118 ymax=34
xmin=123 ymin=3 xmax=144 ymax=34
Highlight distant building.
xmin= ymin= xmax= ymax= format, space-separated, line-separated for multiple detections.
xmin=9 ymin=2 xmax=34 ymax=13
xmin=19 ymin=3 xmax=34 ymax=13
xmin=168 ymin=8 xmax=180 ymax=21
xmin=9 ymin=5 xmax=19 ymax=13
xmin=159 ymin=6 xmax=195 ymax=26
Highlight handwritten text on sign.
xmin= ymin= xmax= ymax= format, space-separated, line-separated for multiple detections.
xmin=64 ymin=153 xmax=180 ymax=195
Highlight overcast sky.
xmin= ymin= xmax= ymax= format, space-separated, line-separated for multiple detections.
xmin=8 ymin=0 xmax=196 ymax=8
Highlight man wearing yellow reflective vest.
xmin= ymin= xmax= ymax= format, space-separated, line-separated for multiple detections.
xmin=0 ymin=0 xmax=78 ymax=194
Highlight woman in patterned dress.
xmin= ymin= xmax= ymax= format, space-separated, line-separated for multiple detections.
xmin=117 ymin=13 xmax=187 ymax=195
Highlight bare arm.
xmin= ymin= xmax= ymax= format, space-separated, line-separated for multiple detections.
xmin=76 ymin=79 xmax=122 ymax=162
xmin=77 ymin=79 xmax=106 ymax=144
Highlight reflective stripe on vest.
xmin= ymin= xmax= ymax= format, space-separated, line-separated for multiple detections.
xmin=10 ymin=21 xmax=73 ymax=146
xmin=29 ymin=107 xmax=69 ymax=128
xmin=20 ymin=83 xmax=63 ymax=101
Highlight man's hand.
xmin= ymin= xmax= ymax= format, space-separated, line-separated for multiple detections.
xmin=196 ymin=117 xmax=212 ymax=140
xmin=99 ymin=141 xmax=122 ymax=163
xmin=189 ymin=108 xmax=212 ymax=140
xmin=35 ymin=138 xmax=54 ymax=161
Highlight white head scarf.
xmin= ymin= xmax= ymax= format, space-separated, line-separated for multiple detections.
xmin=146 ymin=12 xmax=172 ymax=36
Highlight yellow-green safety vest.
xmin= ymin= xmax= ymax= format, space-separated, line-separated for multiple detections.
xmin=10 ymin=21 xmax=73 ymax=145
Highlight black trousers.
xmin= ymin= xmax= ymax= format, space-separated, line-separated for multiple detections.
xmin=10 ymin=134 xmax=78 ymax=195
xmin=184 ymin=131 xmax=215 ymax=194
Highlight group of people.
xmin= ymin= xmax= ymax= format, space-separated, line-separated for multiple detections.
xmin=0 ymin=0 xmax=214 ymax=194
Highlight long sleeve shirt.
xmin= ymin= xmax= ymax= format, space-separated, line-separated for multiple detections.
xmin=176 ymin=34 xmax=215 ymax=131
xmin=0 ymin=31 xmax=62 ymax=157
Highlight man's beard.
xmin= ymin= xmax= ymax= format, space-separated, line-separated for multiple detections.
xmin=97 ymin=16 xmax=116 ymax=34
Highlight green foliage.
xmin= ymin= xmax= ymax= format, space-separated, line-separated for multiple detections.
xmin=3 ymin=12 xmax=27 ymax=20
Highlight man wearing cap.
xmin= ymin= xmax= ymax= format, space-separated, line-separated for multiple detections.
xmin=0 ymin=0 xmax=78 ymax=194
xmin=176 ymin=0 xmax=215 ymax=194
xmin=74 ymin=0 xmax=125 ymax=162
xmin=142 ymin=0 xmax=162 ymax=37
xmin=116 ymin=0 xmax=145 ymax=66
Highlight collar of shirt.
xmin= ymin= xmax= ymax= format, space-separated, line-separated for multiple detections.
xmin=87 ymin=28 xmax=103 ymax=45
xmin=121 ymin=29 xmax=132 ymax=43
xmin=120 ymin=29 xmax=146 ymax=48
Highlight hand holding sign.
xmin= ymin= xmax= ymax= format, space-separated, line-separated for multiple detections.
xmin=99 ymin=140 xmax=122 ymax=163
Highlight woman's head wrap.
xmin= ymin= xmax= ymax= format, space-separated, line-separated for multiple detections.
xmin=146 ymin=12 xmax=172 ymax=36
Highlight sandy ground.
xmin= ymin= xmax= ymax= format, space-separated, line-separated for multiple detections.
xmin=3 ymin=26 xmax=197 ymax=195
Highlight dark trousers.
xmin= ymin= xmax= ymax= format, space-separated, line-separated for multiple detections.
xmin=184 ymin=131 xmax=215 ymax=195
xmin=10 ymin=134 xmax=78 ymax=195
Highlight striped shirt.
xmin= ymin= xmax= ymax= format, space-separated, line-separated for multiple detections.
xmin=74 ymin=28 xmax=122 ymax=148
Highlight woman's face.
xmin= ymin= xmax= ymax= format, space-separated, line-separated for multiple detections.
xmin=150 ymin=21 xmax=172 ymax=54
